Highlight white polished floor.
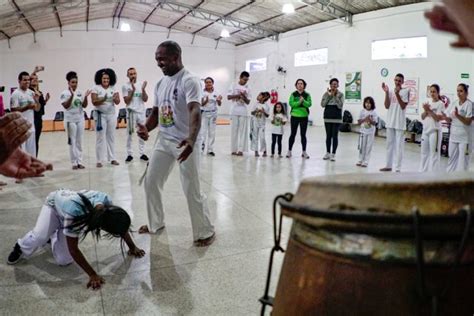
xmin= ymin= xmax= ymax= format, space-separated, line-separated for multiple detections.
xmin=0 ymin=124 xmax=464 ymax=315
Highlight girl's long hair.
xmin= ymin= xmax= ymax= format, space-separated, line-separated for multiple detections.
xmin=67 ymin=193 xmax=131 ymax=241
xmin=273 ymin=101 xmax=286 ymax=116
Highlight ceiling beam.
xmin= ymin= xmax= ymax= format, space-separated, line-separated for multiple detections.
xmin=52 ymin=0 xmax=63 ymax=37
xmin=192 ymin=0 xmax=255 ymax=35
xmin=0 ymin=30 xmax=11 ymax=48
xmin=168 ymin=0 xmax=204 ymax=29
xmin=86 ymin=0 xmax=90 ymax=31
xmin=112 ymin=1 xmax=122 ymax=28
xmin=301 ymin=0 xmax=353 ymax=26
xmin=142 ymin=1 xmax=161 ymax=32
xmin=9 ymin=0 xmax=37 ymax=42
xmin=116 ymin=1 xmax=126 ymax=29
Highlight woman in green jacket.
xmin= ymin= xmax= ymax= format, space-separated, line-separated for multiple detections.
xmin=286 ymin=79 xmax=312 ymax=159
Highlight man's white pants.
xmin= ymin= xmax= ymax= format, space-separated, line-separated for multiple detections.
xmin=18 ymin=204 xmax=73 ymax=266
xmin=95 ymin=112 xmax=116 ymax=163
xmin=358 ymin=132 xmax=375 ymax=165
xmin=144 ymin=135 xmax=215 ymax=241
xmin=126 ymin=110 xmax=145 ymax=156
xmin=230 ymin=115 xmax=249 ymax=153
xmin=21 ymin=129 xmax=36 ymax=156
xmin=419 ymin=131 xmax=441 ymax=172
xmin=201 ymin=112 xmax=217 ymax=153
xmin=251 ymin=122 xmax=267 ymax=152
xmin=67 ymin=119 xmax=84 ymax=166
xmin=385 ymin=128 xmax=405 ymax=171
xmin=447 ymin=141 xmax=470 ymax=172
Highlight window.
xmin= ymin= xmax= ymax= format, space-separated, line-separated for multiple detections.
xmin=294 ymin=48 xmax=328 ymax=67
xmin=245 ymin=57 xmax=267 ymax=72
xmin=371 ymin=37 xmax=427 ymax=60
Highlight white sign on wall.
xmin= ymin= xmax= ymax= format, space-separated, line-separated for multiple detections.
xmin=294 ymin=48 xmax=328 ymax=67
xmin=372 ymin=37 xmax=427 ymax=60
xmin=245 ymin=57 xmax=267 ymax=72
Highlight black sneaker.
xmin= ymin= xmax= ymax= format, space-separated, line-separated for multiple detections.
xmin=208 ymin=152 xmax=215 ymax=156
xmin=7 ymin=243 xmax=23 ymax=265
xmin=125 ymin=155 xmax=133 ymax=163
xmin=140 ymin=154 xmax=149 ymax=162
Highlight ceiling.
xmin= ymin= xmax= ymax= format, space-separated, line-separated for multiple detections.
xmin=0 ymin=0 xmax=426 ymax=46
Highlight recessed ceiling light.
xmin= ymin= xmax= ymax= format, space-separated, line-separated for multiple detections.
xmin=282 ymin=3 xmax=295 ymax=14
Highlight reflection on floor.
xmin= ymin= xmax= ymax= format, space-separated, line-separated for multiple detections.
xmin=0 ymin=125 xmax=463 ymax=315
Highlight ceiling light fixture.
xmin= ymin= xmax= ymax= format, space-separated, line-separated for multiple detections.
xmin=120 ymin=22 xmax=131 ymax=32
xmin=282 ymin=3 xmax=295 ymax=14
xmin=220 ymin=29 xmax=230 ymax=38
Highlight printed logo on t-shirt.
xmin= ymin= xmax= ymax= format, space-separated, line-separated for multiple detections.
xmin=273 ymin=116 xmax=282 ymax=126
xmin=159 ymin=100 xmax=175 ymax=128
xmin=73 ymin=98 xmax=82 ymax=108
xmin=173 ymin=88 xmax=178 ymax=101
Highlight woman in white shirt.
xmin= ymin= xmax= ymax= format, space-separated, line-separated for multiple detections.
xmin=419 ymin=84 xmax=445 ymax=172
xmin=91 ymin=69 xmax=120 ymax=168
xmin=60 ymin=71 xmax=91 ymax=170
xmin=442 ymin=83 xmax=472 ymax=172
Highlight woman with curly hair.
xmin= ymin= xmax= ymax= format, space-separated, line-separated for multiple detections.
xmin=7 ymin=189 xmax=145 ymax=290
xmin=91 ymin=68 xmax=120 ymax=167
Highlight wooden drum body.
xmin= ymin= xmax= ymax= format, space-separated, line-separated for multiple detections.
xmin=271 ymin=173 xmax=474 ymax=316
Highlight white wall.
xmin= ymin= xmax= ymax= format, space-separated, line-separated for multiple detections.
xmin=0 ymin=19 xmax=235 ymax=119
xmin=235 ymin=2 xmax=474 ymax=126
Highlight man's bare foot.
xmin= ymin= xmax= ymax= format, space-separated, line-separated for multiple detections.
xmin=15 ymin=179 xmax=23 ymax=184
xmin=194 ymin=233 xmax=216 ymax=247
xmin=138 ymin=225 xmax=150 ymax=234
xmin=0 ymin=181 xmax=7 ymax=186
xmin=138 ymin=225 xmax=164 ymax=234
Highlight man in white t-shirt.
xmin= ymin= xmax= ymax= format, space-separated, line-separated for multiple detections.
xmin=227 ymin=71 xmax=251 ymax=155
xmin=136 ymin=41 xmax=215 ymax=247
xmin=380 ymin=73 xmax=410 ymax=172
xmin=10 ymin=71 xmax=40 ymax=157
xmin=122 ymin=67 xmax=149 ymax=163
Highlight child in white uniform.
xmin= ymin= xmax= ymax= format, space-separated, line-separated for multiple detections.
xmin=60 ymin=71 xmax=90 ymax=170
xmin=419 ymin=84 xmax=445 ymax=172
xmin=9 ymin=71 xmax=40 ymax=157
xmin=122 ymin=67 xmax=149 ymax=163
xmin=357 ymin=97 xmax=378 ymax=167
xmin=201 ymin=77 xmax=222 ymax=156
xmin=91 ymin=69 xmax=120 ymax=168
xmin=270 ymin=102 xmax=288 ymax=158
xmin=442 ymin=83 xmax=472 ymax=172
xmin=250 ymin=92 xmax=270 ymax=157
xmin=7 ymin=189 xmax=145 ymax=290
xmin=380 ymin=73 xmax=410 ymax=172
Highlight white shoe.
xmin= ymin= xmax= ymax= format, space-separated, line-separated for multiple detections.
xmin=330 ymin=154 xmax=336 ymax=161
xmin=286 ymin=151 xmax=292 ymax=158
xmin=323 ymin=153 xmax=331 ymax=160
xmin=302 ymin=152 xmax=310 ymax=159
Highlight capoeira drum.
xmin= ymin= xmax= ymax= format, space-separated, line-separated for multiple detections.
xmin=262 ymin=172 xmax=474 ymax=316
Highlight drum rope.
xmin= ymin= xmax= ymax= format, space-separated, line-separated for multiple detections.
xmin=413 ymin=206 xmax=472 ymax=316
xmin=259 ymin=193 xmax=294 ymax=316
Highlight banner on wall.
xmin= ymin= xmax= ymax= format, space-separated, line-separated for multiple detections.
xmin=404 ymin=78 xmax=419 ymax=114
xmin=345 ymin=72 xmax=362 ymax=103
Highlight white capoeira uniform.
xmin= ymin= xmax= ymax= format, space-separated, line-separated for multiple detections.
xmin=17 ymin=189 xmax=111 ymax=266
xmin=92 ymin=85 xmax=117 ymax=164
xmin=383 ymin=88 xmax=410 ymax=172
xmin=228 ymin=82 xmax=251 ymax=153
xmin=250 ymin=102 xmax=269 ymax=152
xmin=144 ymin=68 xmax=214 ymax=241
xmin=122 ymin=82 xmax=146 ymax=157
xmin=200 ymin=89 xmax=219 ymax=154
xmin=60 ymin=89 xmax=86 ymax=167
xmin=10 ymin=88 xmax=36 ymax=156
xmin=419 ymin=100 xmax=444 ymax=172
xmin=358 ymin=108 xmax=378 ymax=166
xmin=446 ymin=99 xmax=472 ymax=172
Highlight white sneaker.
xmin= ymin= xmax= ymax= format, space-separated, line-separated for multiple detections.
xmin=302 ymin=152 xmax=310 ymax=159
xmin=323 ymin=153 xmax=331 ymax=160
xmin=286 ymin=151 xmax=292 ymax=158
xmin=330 ymin=154 xmax=336 ymax=161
